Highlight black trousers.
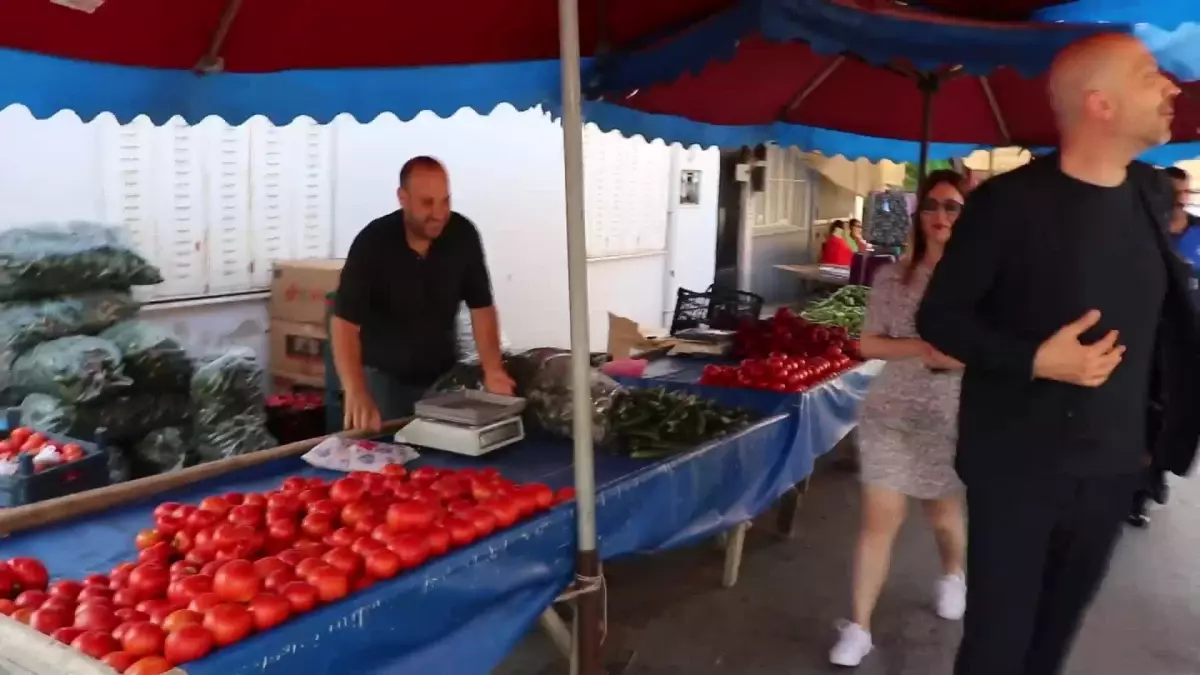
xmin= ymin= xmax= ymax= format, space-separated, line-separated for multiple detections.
xmin=363 ymin=367 xmax=428 ymax=421
xmin=954 ymin=472 xmax=1138 ymax=675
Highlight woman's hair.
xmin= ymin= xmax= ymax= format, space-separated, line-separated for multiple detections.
xmin=904 ymin=169 xmax=967 ymax=285
xmin=829 ymin=219 xmax=846 ymax=235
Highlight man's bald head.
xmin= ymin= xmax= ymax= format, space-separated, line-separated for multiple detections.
xmin=1047 ymin=33 xmax=1179 ymax=152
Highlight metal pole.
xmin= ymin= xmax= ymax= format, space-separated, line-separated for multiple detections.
xmin=917 ymin=74 xmax=938 ymax=182
xmin=556 ymin=0 xmax=603 ymax=673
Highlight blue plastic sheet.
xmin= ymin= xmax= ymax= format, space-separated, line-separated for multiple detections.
xmin=0 ymin=404 xmax=830 ymax=674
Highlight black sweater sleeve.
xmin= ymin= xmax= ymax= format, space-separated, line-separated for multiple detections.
xmin=916 ymin=181 xmax=1042 ymax=378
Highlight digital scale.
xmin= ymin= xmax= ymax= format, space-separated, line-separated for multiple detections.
xmin=394 ymin=390 xmax=527 ymax=457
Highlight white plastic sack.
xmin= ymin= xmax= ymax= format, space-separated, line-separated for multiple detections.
xmin=302 ymin=436 xmax=420 ymax=473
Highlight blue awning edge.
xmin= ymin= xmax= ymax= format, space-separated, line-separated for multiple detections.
xmin=0 ymin=47 xmax=564 ymax=126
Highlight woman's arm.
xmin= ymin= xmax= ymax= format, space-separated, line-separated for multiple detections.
xmin=859 ymin=333 xmax=927 ymax=361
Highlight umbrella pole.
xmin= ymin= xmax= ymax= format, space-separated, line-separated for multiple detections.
xmin=917 ymin=74 xmax=938 ymax=182
xmin=556 ymin=0 xmax=603 ymax=674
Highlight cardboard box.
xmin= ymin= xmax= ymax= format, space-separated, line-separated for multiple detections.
xmin=270 ymin=259 xmax=345 ymax=325
xmin=606 ymin=313 xmax=728 ymax=360
xmin=270 ymin=319 xmax=328 ymax=385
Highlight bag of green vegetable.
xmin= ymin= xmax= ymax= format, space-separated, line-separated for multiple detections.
xmin=191 ymin=347 xmax=268 ymax=428
xmin=0 ymin=290 xmax=141 ymax=354
xmin=0 ymin=222 xmax=163 ymax=301
xmin=101 ymin=320 xmax=194 ymax=392
xmin=522 ymin=349 xmax=622 ymax=445
xmin=195 ymin=415 xmax=278 ymax=463
xmin=19 ymin=391 xmax=190 ymax=442
xmin=133 ymin=426 xmax=196 ymax=475
xmin=10 ymin=335 xmax=132 ymax=403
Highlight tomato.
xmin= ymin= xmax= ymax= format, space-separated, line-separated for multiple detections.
xmin=381 ymin=463 xmax=407 ymax=478
xmin=74 ymin=605 xmax=119 ymax=633
xmin=266 ymin=518 xmax=300 ymax=545
xmin=29 ymin=607 xmax=70 ymax=634
xmin=442 ymin=517 xmax=476 ymax=547
xmin=46 ymin=579 xmax=81 ymax=602
xmin=484 ymin=497 xmax=521 ymax=527
xmin=262 ymin=569 xmax=296 ymax=592
xmin=115 ymin=608 xmax=149 ymax=624
xmin=324 ymin=527 xmax=357 ymax=548
xmin=228 ymin=504 xmax=264 ymax=528
xmin=163 ymin=623 xmax=213 ymax=665
xmin=363 ymin=548 xmax=402 ymax=580
xmin=301 ymin=513 xmax=335 ymax=539
xmin=0 ymin=599 xmax=14 ymax=615
xmin=77 ymin=589 xmax=113 ymax=607
xmin=129 ymin=564 xmax=170 ymax=600
xmin=322 ymin=547 xmax=363 ymax=578
xmin=464 ymin=508 xmax=498 ymax=538
xmin=555 ymin=486 xmax=577 ymax=503
xmin=327 ymin=477 xmax=365 ymax=505
xmin=121 ymin=621 xmax=167 ymax=657
xmin=23 ymin=432 xmax=46 ymax=450
xmin=134 ymin=529 xmax=164 ymax=551
xmin=252 ymin=556 xmax=290 ymax=579
xmin=386 ymin=501 xmax=436 ymax=532
xmin=187 ymin=592 xmax=223 ymax=614
xmin=389 ymin=533 xmax=430 ymax=569
xmin=213 ymin=560 xmax=260 ymax=603
xmin=198 ymin=496 xmax=232 ymax=517
xmin=296 ymin=488 xmax=326 ymax=506
xmin=308 ymin=499 xmax=341 ymax=519
xmin=112 ymin=588 xmax=140 ymax=608
xmin=70 ymin=629 xmax=120 ymax=658
xmin=470 ymin=481 xmax=497 ymax=502
xmin=203 ymin=602 xmax=255 ymax=646
xmin=351 ymin=536 xmax=386 ymax=558
xmin=6 ymin=557 xmax=48 ymax=591
xmin=199 ymin=561 xmax=222 ymax=577
xmin=103 ymin=651 xmax=140 ymax=672
xmin=248 ymin=593 xmax=292 ymax=631
xmin=10 ymin=607 xmax=33 ymax=624
xmin=280 ymin=581 xmax=319 ymax=613
xmin=125 ymin=655 xmax=174 ymax=675
xmin=425 ymin=527 xmax=451 ymax=557
xmin=137 ymin=543 xmax=173 ymax=567
xmin=0 ymin=564 xmax=17 ymax=599
xmin=353 ymin=515 xmax=382 ymax=535
xmin=293 ymin=539 xmax=328 ymax=557
xmin=8 ymin=427 xmax=31 ymax=447
xmin=307 ymin=567 xmax=350 ymax=603
xmin=526 ymin=484 xmax=554 ymax=510
xmin=277 ymin=549 xmax=307 ymax=568
xmin=186 ymin=508 xmax=220 ymax=533
xmin=339 ymin=500 xmax=374 ymax=528
xmin=15 ymin=589 xmax=48 ymax=609
xmin=161 ymin=608 xmax=203 ymax=633
xmin=83 ymin=573 xmax=109 ymax=588
xmin=294 ymin=558 xmax=329 ymax=580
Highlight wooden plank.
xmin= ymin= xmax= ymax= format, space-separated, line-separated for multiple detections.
xmin=0 ymin=420 xmax=408 ymax=537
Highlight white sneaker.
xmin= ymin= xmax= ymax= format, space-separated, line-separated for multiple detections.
xmin=829 ymin=620 xmax=873 ymax=667
xmin=935 ymin=573 xmax=967 ymax=620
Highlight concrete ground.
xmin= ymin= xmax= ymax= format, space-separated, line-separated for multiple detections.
xmin=497 ymin=461 xmax=1200 ymax=675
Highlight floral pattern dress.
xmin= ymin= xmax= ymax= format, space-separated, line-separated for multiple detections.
xmin=857 ymin=263 xmax=964 ymax=499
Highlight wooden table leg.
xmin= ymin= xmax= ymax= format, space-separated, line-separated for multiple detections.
xmin=722 ymin=521 xmax=750 ymax=588
xmin=776 ymin=476 xmax=811 ymax=538
xmin=539 ymin=607 xmax=574 ymax=661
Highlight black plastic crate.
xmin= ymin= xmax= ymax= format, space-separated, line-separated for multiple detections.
xmin=0 ymin=409 xmax=111 ymax=507
xmin=670 ymin=285 xmax=764 ymax=335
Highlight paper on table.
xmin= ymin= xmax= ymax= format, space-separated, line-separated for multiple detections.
xmin=302 ymin=436 xmax=420 ymax=473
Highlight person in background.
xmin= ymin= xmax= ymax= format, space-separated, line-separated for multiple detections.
xmin=829 ymin=170 xmax=969 ymax=668
xmin=331 ymin=156 xmax=515 ymax=431
xmin=1129 ymin=165 xmax=1200 ymax=527
xmin=916 ymin=34 xmax=1200 ymax=675
xmin=849 ymin=218 xmax=871 ymax=252
xmin=820 ymin=220 xmax=855 ymax=266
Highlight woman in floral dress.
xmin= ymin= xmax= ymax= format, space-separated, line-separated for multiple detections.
xmin=830 ymin=170 xmax=969 ymax=667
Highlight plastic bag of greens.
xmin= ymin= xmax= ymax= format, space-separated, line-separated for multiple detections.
xmin=101 ymin=320 xmax=194 ymax=392
xmin=520 ymin=349 xmax=623 ymax=445
xmin=0 ymin=291 xmax=140 ymax=354
xmin=19 ymin=392 xmax=189 ymax=442
xmin=10 ymin=335 xmax=132 ymax=403
xmin=0 ymin=222 xmax=163 ymax=301
xmin=191 ymin=348 xmax=267 ymax=428
xmin=195 ymin=415 xmax=277 ymax=463
xmin=133 ymin=427 xmax=195 ymax=475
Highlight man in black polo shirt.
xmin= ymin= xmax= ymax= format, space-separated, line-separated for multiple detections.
xmin=331 ymin=156 xmax=514 ymax=430
xmin=917 ymin=34 xmax=1200 ymax=675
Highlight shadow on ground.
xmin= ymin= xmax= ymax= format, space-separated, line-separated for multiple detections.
xmin=496 ymin=462 xmax=1200 ymax=675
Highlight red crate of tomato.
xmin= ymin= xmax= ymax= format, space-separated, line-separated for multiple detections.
xmin=0 ymin=408 xmax=111 ymax=507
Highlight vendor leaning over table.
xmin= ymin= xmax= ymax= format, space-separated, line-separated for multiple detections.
xmin=330 ymin=155 xmax=515 ymax=431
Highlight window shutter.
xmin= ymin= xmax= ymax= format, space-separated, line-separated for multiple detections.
xmin=202 ymin=118 xmax=253 ymax=294
xmin=149 ymin=117 xmax=208 ymax=299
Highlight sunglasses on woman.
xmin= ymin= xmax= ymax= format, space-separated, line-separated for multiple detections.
xmin=919 ymin=198 xmax=963 ymax=215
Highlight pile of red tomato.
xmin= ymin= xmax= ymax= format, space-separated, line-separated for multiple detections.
xmin=699 ymin=349 xmax=858 ymax=393
xmin=0 ymin=426 xmax=87 ymax=467
xmin=0 ymin=465 xmax=577 ymax=675
xmin=733 ymin=307 xmax=862 ymax=362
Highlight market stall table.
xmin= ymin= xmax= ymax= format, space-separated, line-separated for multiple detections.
xmin=0 ymin=412 xmax=790 ymax=675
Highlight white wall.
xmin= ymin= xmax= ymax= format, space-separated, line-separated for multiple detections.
xmin=0 ymin=105 xmax=720 ymax=360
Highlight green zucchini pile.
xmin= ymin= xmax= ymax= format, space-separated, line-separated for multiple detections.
xmin=610 ymin=387 xmax=755 ymax=459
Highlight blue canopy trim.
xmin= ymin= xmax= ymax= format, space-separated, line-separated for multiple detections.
xmin=1035 ymin=0 xmax=1200 ymax=32
xmin=0 ymin=46 xmax=564 ymax=126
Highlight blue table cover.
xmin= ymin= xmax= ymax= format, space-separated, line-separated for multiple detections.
xmin=0 ymin=409 xmax=811 ymax=675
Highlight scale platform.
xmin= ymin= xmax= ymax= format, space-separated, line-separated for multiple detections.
xmin=395 ymin=415 xmax=525 ymax=457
